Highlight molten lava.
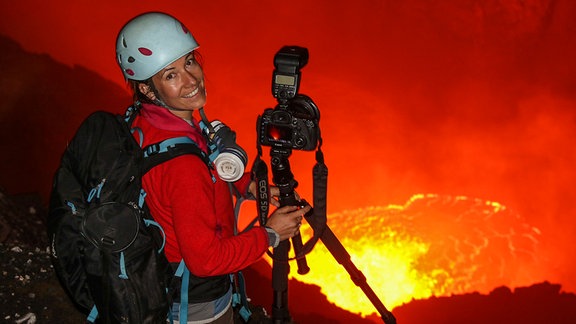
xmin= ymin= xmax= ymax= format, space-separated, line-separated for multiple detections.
xmin=265 ymin=193 xmax=542 ymax=317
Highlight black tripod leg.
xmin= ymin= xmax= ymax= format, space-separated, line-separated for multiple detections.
xmin=271 ymin=240 xmax=292 ymax=323
xmin=306 ymin=215 xmax=397 ymax=324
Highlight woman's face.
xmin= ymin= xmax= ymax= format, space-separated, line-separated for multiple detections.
xmin=141 ymin=52 xmax=206 ymax=118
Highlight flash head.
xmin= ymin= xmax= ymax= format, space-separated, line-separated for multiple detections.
xmin=272 ymin=46 xmax=309 ymax=102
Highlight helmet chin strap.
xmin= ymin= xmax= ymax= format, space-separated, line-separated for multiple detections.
xmin=147 ymin=82 xmax=207 ymax=124
xmin=151 ymin=92 xmax=193 ymax=114
xmin=156 ymin=99 xmax=188 ymax=112
xmin=146 ymin=80 xmax=189 ymax=112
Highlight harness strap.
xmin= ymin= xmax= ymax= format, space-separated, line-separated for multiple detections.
xmin=175 ymin=260 xmax=189 ymax=324
xmin=138 ymin=189 xmax=146 ymax=208
xmin=144 ymin=218 xmax=167 ymax=253
xmin=87 ymin=305 xmax=98 ymax=323
xmin=87 ymin=179 xmax=106 ymax=203
xmin=231 ymin=272 xmax=252 ymax=321
xmin=118 ymin=252 xmax=128 ymax=279
xmin=227 ymin=181 xmax=254 ymax=322
xmin=141 ymin=137 xmax=214 ymax=181
xmin=143 ymin=136 xmax=197 ymax=157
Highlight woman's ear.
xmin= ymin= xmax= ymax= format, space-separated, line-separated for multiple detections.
xmin=138 ymin=83 xmax=156 ymax=101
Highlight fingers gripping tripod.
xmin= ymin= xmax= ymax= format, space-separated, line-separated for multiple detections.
xmin=253 ymin=147 xmax=396 ymax=324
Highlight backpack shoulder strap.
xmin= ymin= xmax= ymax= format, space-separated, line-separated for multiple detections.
xmin=118 ymin=104 xmax=213 ymax=175
xmin=141 ymin=137 xmax=213 ymax=175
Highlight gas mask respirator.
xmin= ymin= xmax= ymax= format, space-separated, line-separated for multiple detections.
xmin=199 ymin=119 xmax=248 ymax=182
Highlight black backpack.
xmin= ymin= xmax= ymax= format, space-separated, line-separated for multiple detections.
xmin=47 ymin=105 xmax=210 ymax=323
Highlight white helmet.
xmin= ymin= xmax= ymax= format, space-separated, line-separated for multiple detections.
xmin=116 ymin=12 xmax=199 ymax=81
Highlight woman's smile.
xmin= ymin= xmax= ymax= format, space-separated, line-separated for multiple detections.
xmin=183 ymin=87 xmax=200 ymax=98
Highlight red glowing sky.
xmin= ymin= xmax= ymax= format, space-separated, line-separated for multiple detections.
xmin=2 ymin=0 xmax=576 ymax=295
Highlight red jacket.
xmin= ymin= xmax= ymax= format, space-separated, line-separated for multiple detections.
xmin=132 ymin=103 xmax=269 ymax=277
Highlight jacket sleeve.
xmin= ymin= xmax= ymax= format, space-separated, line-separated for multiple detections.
xmin=233 ymin=173 xmax=253 ymax=198
xmin=162 ymin=155 xmax=269 ymax=277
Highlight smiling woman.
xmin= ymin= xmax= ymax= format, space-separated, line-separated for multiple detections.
xmin=46 ymin=11 xmax=310 ymax=324
xmin=115 ymin=12 xmax=208 ymax=118
xmin=135 ymin=52 xmax=207 ymax=119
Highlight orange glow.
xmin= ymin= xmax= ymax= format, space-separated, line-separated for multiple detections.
xmin=264 ymin=193 xmax=543 ymax=317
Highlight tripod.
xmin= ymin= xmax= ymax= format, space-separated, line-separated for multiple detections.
xmin=267 ymin=148 xmax=396 ymax=324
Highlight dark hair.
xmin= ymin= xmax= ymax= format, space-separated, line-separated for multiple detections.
xmin=127 ymin=50 xmax=204 ymax=103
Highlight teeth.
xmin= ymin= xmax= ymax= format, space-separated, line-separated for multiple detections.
xmin=184 ymin=88 xmax=199 ymax=98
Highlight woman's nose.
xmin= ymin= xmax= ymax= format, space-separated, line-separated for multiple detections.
xmin=182 ymin=70 xmax=198 ymax=85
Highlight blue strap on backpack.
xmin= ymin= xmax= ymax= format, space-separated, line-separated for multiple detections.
xmin=174 ymin=260 xmax=190 ymax=324
xmin=81 ymin=113 xmax=210 ymax=324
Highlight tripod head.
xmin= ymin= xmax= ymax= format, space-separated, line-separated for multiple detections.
xmin=270 ymin=148 xmax=300 ymax=208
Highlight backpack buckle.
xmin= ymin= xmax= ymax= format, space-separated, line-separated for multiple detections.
xmin=144 ymin=143 xmax=161 ymax=157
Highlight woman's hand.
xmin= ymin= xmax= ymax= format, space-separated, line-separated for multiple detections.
xmin=248 ymin=180 xmax=281 ymax=207
xmin=266 ymin=204 xmax=311 ymax=241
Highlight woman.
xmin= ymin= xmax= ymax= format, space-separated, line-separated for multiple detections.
xmin=115 ymin=12 xmax=310 ymax=323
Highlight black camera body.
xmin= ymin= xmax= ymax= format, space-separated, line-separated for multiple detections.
xmin=259 ymin=46 xmax=320 ymax=151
